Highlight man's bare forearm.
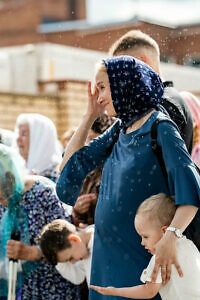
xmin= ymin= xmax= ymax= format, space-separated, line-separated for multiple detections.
xmin=114 ymin=283 xmax=160 ymax=299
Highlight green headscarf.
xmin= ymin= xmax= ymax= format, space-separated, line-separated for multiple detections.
xmin=0 ymin=144 xmax=38 ymax=296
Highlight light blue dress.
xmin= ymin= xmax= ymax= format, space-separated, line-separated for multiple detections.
xmin=56 ymin=111 xmax=200 ymax=300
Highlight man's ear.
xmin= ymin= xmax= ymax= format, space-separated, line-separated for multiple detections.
xmin=161 ymin=225 xmax=168 ymax=234
xmin=138 ymin=53 xmax=150 ymax=65
xmin=68 ymin=234 xmax=81 ymax=243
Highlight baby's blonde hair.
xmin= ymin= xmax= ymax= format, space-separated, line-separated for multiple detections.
xmin=136 ymin=193 xmax=176 ymax=227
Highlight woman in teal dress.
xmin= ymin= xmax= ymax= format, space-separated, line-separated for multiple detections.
xmin=57 ymin=56 xmax=200 ymax=300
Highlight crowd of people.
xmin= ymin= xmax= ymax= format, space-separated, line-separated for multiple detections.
xmin=0 ymin=30 xmax=200 ymax=300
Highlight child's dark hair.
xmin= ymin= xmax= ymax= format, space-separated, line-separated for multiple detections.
xmin=38 ymin=219 xmax=76 ymax=266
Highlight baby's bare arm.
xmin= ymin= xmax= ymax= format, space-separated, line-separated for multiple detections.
xmin=90 ymin=282 xmax=161 ymax=299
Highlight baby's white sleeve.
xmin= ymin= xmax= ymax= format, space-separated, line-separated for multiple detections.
xmin=56 ymin=261 xmax=86 ymax=285
xmin=140 ymin=255 xmax=162 ymax=284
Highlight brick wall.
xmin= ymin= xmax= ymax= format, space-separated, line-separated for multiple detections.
xmin=0 ymin=0 xmax=40 ymax=32
xmin=0 ymin=0 xmax=87 ymax=46
xmin=48 ymin=21 xmax=200 ymax=66
xmin=1 ymin=83 xmax=199 ymax=143
xmin=169 ymin=26 xmax=200 ymax=65
xmin=75 ymin=0 xmax=86 ymax=20
xmin=0 ymin=0 xmax=199 ymax=67
xmin=37 ymin=22 xmax=200 ymax=66
xmin=0 ymin=81 xmax=88 ymax=138
xmin=41 ymin=0 xmax=68 ymax=21
xmin=40 ymin=0 xmax=85 ymax=21
xmin=42 ymin=22 xmax=174 ymax=57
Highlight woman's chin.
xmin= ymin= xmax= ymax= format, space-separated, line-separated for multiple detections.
xmin=19 ymin=150 xmax=28 ymax=161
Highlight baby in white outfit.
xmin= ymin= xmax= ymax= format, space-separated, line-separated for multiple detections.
xmin=91 ymin=193 xmax=200 ymax=299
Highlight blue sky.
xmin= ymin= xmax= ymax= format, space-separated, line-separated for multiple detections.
xmin=87 ymin=0 xmax=200 ymax=26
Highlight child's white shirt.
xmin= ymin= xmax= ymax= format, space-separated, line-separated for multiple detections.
xmin=141 ymin=236 xmax=200 ymax=299
xmin=56 ymin=225 xmax=94 ymax=286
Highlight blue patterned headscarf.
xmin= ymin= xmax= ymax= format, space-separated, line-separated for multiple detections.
xmin=0 ymin=144 xmax=38 ymax=296
xmin=103 ymin=56 xmax=165 ymax=128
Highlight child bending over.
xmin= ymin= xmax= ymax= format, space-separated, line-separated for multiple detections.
xmin=91 ymin=193 xmax=200 ymax=299
xmin=39 ymin=219 xmax=94 ymax=286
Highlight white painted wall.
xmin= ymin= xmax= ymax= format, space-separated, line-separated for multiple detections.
xmin=0 ymin=43 xmax=199 ymax=94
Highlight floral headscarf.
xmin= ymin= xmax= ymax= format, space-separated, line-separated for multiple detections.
xmin=103 ymin=56 xmax=165 ymax=128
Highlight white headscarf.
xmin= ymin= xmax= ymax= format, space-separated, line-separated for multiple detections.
xmin=15 ymin=113 xmax=62 ymax=173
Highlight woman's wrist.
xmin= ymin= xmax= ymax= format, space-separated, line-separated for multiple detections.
xmin=83 ymin=113 xmax=97 ymax=127
xmin=164 ymin=230 xmax=179 ymax=241
xmin=72 ymin=208 xmax=80 ymax=226
xmin=27 ymin=245 xmax=44 ymax=261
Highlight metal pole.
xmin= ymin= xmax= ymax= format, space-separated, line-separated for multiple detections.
xmin=8 ymin=230 xmax=21 ymax=300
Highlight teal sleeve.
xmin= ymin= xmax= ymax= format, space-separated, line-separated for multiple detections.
xmin=157 ymin=120 xmax=200 ymax=208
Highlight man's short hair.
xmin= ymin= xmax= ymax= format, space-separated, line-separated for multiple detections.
xmin=136 ymin=193 xmax=176 ymax=227
xmin=109 ymin=30 xmax=160 ymax=57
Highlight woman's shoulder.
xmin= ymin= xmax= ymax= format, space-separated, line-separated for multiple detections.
xmin=40 ymin=163 xmax=60 ymax=182
xmin=24 ymin=175 xmax=56 ymax=196
xmin=21 ymin=176 xmax=62 ymax=212
xmin=155 ymin=111 xmax=179 ymax=130
xmin=121 ymin=111 xmax=171 ymax=137
xmin=153 ymin=112 xmax=188 ymax=156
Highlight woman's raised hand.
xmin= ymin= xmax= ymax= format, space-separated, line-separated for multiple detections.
xmin=87 ymin=81 xmax=105 ymax=119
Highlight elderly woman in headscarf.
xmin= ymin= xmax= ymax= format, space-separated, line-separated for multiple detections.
xmin=180 ymin=91 xmax=200 ymax=168
xmin=0 ymin=144 xmax=79 ymax=299
xmin=57 ymin=56 xmax=200 ymax=300
xmin=14 ymin=113 xmax=62 ymax=182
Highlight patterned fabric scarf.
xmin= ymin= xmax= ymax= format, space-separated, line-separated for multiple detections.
xmin=0 ymin=145 xmax=38 ymax=297
xmin=103 ymin=56 xmax=165 ymax=128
